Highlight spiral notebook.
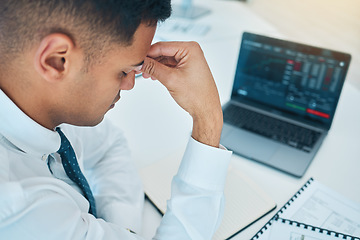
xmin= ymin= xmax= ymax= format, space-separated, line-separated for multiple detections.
xmin=251 ymin=178 xmax=360 ymax=240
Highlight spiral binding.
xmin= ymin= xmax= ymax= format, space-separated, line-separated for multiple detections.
xmin=250 ymin=177 xmax=360 ymax=240
xmin=274 ymin=217 xmax=360 ymax=240
xmin=251 ymin=177 xmax=314 ymax=239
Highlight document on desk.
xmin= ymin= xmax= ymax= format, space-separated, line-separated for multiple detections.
xmin=252 ymin=178 xmax=360 ymax=240
xmin=140 ymin=150 xmax=276 ymax=240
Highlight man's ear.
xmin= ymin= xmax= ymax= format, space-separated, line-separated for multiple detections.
xmin=34 ymin=33 xmax=76 ymax=82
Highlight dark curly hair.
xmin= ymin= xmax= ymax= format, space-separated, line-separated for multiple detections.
xmin=0 ymin=0 xmax=171 ymax=65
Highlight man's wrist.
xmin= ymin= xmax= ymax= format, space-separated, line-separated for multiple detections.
xmin=191 ymin=109 xmax=223 ymax=148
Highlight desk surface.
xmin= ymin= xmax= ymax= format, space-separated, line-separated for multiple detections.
xmin=106 ymin=1 xmax=360 ymax=239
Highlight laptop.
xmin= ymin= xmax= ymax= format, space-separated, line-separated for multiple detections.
xmin=220 ymin=32 xmax=351 ymax=177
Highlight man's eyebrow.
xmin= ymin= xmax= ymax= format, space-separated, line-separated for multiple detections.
xmin=132 ymin=60 xmax=144 ymax=67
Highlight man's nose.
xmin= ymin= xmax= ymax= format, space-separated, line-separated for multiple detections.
xmin=120 ymin=71 xmax=135 ymax=90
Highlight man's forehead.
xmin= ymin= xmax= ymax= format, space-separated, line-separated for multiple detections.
xmin=102 ymin=44 xmax=145 ymax=67
xmin=102 ymin=24 xmax=155 ymax=67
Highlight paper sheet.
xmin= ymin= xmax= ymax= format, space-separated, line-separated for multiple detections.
xmin=255 ymin=179 xmax=360 ymax=240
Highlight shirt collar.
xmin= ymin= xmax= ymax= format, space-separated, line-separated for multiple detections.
xmin=0 ymin=89 xmax=61 ymax=158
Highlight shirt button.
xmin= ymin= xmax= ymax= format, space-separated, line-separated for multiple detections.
xmin=41 ymin=154 xmax=48 ymax=161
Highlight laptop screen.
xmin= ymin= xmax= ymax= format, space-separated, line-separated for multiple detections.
xmin=231 ymin=32 xmax=351 ymax=129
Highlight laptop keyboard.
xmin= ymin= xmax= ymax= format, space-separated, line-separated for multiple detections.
xmin=223 ymin=104 xmax=321 ymax=152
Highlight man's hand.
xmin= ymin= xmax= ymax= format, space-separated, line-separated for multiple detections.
xmin=141 ymin=41 xmax=223 ymax=148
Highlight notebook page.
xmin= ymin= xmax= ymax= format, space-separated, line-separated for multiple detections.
xmin=140 ymin=151 xmax=276 ymax=240
xmin=213 ymin=167 xmax=276 ymax=239
xmin=253 ymin=179 xmax=360 ymax=240
xmin=140 ymin=152 xmax=182 ymax=214
xmin=280 ymin=180 xmax=360 ymax=237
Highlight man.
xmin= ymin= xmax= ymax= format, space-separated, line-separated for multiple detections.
xmin=0 ymin=0 xmax=232 ymax=239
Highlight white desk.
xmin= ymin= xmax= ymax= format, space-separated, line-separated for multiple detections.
xmin=106 ymin=1 xmax=360 ymax=239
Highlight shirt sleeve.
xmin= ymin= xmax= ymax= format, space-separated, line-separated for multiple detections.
xmin=154 ymin=137 xmax=232 ymax=240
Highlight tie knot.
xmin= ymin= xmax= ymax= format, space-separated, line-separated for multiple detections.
xmin=56 ymin=127 xmax=71 ymax=153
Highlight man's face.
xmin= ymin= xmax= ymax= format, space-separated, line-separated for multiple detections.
xmin=63 ymin=23 xmax=156 ymax=126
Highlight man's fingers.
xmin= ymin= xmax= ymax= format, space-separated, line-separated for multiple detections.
xmin=141 ymin=57 xmax=173 ymax=84
xmin=154 ymin=56 xmax=178 ymax=67
xmin=147 ymin=41 xmax=190 ymax=63
xmin=147 ymin=42 xmax=179 ymax=58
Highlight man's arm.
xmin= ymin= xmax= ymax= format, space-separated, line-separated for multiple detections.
xmin=141 ymin=41 xmax=232 ymax=239
xmin=142 ymin=41 xmax=223 ymax=148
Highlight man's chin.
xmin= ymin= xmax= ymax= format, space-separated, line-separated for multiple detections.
xmin=88 ymin=115 xmax=105 ymax=127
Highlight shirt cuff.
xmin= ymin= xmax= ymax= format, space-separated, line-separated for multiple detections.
xmin=176 ymin=137 xmax=232 ymax=192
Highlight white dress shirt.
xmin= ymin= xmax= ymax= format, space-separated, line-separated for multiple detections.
xmin=0 ymin=89 xmax=232 ymax=239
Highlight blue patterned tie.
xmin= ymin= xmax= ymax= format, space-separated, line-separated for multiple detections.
xmin=56 ymin=127 xmax=97 ymax=217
